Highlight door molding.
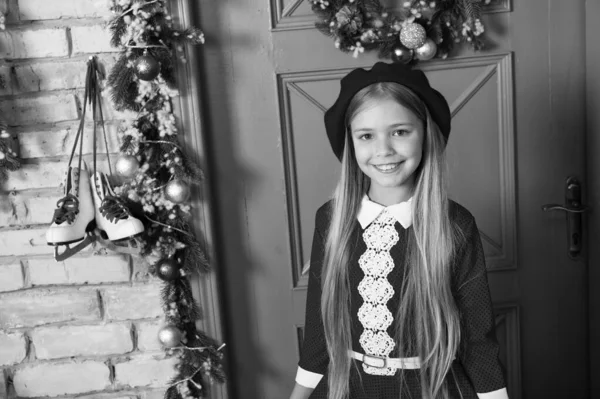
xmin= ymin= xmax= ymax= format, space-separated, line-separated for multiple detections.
xmin=586 ymin=0 xmax=599 ymax=396
xmin=172 ymin=1 xmax=229 ymax=398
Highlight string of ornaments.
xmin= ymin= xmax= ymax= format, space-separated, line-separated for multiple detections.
xmin=105 ymin=1 xmax=224 ymax=398
xmin=310 ymin=0 xmax=490 ymax=63
xmin=0 ymin=12 xmax=21 ymax=185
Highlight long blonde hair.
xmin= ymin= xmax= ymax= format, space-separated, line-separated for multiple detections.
xmin=321 ymin=82 xmax=461 ymax=399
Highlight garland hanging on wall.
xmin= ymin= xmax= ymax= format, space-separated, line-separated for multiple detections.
xmin=0 ymin=12 xmax=21 ymax=184
xmin=310 ymin=0 xmax=489 ymax=63
xmin=105 ymin=1 xmax=225 ymax=397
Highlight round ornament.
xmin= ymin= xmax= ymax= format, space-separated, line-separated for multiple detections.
xmin=115 ymin=154 xmax=139 ymax=178
xmin=134 ymin=54 xmax=160 ymax=81
xmin=415 ymin=38 xmax=438 ymax=61
xmin=158 ymin=325 xmax=182 ymax=348
xmin=165 ymin=179 xmax=191 ymax=204
xmin=391 ymin=44 xmax=413 ymax=64
xmin=399 ymin=23 xmax=427 ymax=49
xmin=156 ymin=258 xmax=181 ymax=281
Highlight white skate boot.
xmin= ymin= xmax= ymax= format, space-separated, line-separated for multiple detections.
xmin=91 ymin=171 xmax=144 ymax=241
xmin=46 ymin=163 xmax=95 ymax=246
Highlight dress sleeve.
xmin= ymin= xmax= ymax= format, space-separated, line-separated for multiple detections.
xmin=296 ymin=209 xmax=329 ymax=388
xmin=453 ymin=214 xmax=508 ymax=398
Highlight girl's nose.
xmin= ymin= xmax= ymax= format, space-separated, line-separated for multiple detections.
xmin=375 ymin=137 xmax=393 ymax=157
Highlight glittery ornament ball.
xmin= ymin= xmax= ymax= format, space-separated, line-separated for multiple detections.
xmin=399 ymin=22 xmax=427 ymax=49
xmin=165 ymin=179 xmax=191 ymax=204
xmin=415 ymin=38 xmax=438 ymax=61
xmin=391 ymin=44 xmax=413 ymax=64
xmin=156 ymin=258 xmax=181 ymax=281
xmin=158 ymin=325 xmax=182 ymax=348
xmin=115 ymin=154 xmax=139 ymax=178
xmin=134 ymin=54 xmax=160 ymax=81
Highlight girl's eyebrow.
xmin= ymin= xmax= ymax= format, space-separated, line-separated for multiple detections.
xmin=353 ymin=122 xmax=414 ymax=133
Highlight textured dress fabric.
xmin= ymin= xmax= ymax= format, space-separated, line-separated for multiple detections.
xmin=297 ymin=199 xmax=506 ymax=399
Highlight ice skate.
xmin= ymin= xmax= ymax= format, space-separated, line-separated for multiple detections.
xmin=91 ymin=171 xmax=144 ymax=241
xmin=46 ymin=163 xmax=96 ymax=245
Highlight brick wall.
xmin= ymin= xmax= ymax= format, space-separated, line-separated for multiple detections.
xmin=0 ymin=0 xmax=175 ymax=397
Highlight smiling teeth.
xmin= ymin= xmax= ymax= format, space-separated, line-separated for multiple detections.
xmin=376 ymin=164 xmax=397 ymax=171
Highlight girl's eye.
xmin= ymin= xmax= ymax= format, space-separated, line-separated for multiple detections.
xmin=392 ymin=129 xmax=409 ymax=136
xmin=358 ymin=133 xmax=372 ymax=140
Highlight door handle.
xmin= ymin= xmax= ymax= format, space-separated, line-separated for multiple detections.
xmin=541 ymin=177 xmax=590 ymax=259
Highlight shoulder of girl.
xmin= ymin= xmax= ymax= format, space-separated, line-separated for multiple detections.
xmin=448 ymin=199 xmax=477 ymax=229
xmin=314 ymin=199 xmax=334 ymax=229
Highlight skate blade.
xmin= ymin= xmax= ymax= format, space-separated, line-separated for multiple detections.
xmin=96 ymin=235 xmax=143 ymax=257
xmin=53 ymin=234 xmax=96 ymax=262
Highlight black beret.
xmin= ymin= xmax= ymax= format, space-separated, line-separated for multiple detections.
xmin=324 ymin=62 xmax=451 ymax=161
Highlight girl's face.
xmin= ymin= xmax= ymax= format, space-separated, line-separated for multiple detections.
xmin=350 ymin=98 xmax=424 ymax=204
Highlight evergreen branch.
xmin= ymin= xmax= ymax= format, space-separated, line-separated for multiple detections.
xmin=109 ymin=17 xmax=127 ymax=48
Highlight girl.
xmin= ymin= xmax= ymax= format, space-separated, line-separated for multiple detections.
xmin=289 ymin=62 xmax=508 ymax=399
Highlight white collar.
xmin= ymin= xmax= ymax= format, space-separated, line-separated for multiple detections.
xmin=357 ymin=195 xmax=413 ymax=229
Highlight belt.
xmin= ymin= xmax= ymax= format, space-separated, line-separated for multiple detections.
xmin=350 ymin=350 xmax=421 ymax=369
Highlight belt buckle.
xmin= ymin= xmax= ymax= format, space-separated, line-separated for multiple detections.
xmin=362 ymin=353 xmax=387 ymax=368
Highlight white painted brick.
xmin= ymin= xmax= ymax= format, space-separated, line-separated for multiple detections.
xmin=0 ymin=228 xmax=52 ymax=256
xmin=114 ymin=354 xmax=177 ymax=388
xmin=0 ymin=331 xmax=27 ymax=366
xmin=78 ymin=394 xmax=137 ymax=399
xmin=10 ymin=54 xmax=119 ymax=94
xmin=0 ymin=28 xmax=69 ymax=59
xmin=142 ymin=389 xmax=167 ymax=399
xmin=0 ymin=192 xmax=60 ymax=226
xmin=136 ymin=319 xmax=163 ymax=352
xmin=72 ymin=25 xmax=116 ymax=55
xmin=0 ymin=288 xmax=101 ymax=328
xmin=32 ymin=323 xmax=133 ymax=359
xmin=3 ymin=160 xmax=113 ymax=191
xmin=18 ymin=122 xmax=120 ymax=159
xmin=0 ymin=93 xmax=78 ymax=126
xmin=19 ymin=0 xmax=111 ymax=21
xmin=13 ymin=361 xmax=110 ymax=397
xmin=28 ymin=254 xmax=130 ymax=286
xmin=0 ymin=262 xmax=24 ymax=292
xmin=103 ymin=283 xmax=163 ymax=321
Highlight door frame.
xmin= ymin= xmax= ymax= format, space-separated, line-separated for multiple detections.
xmin=586 ymin=0 xmax=599 ymax=396
xmin=173 ymin=1 xmax=229 ymax=398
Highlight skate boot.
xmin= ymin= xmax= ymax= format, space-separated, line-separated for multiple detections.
xmin=46 ymin=163 xmax=95 ymax=246
xmin=91 ymin=171 xmax=144 ymax=241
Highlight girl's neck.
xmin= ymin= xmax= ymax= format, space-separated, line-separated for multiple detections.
xmin=368 ymin=184 xmax=413 ymax=207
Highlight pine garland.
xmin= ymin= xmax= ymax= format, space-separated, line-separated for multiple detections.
xmin=105 ymin=1 xmax=224 ymax=397
xmin=0 ymin=11 xmax=21 ymax=185
xmin=310 ymin=0 xmax=489 ymax=62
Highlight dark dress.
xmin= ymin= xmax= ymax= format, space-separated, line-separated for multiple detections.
xmin=297 ymin=200 xmax=507 ymax=398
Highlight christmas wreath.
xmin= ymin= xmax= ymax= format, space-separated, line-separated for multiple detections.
xmin=310 ymin=0 xmax=489 ymax=63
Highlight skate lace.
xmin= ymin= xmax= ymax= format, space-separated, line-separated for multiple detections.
xmin=100 ymin=195 xmax=130 ymax=223
xmin=52 ymin=194 xmax=80 ymax=225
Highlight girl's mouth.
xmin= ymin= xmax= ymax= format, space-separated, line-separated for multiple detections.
xmin=372 ymin=162 xmax=401 ymax=173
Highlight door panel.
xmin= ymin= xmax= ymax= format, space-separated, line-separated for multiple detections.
xmin=195 ymin=0 xmax=588 ymax=398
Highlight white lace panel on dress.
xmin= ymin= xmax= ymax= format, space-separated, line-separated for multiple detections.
xmin=357 ymin=210 xmax=398 ymax=375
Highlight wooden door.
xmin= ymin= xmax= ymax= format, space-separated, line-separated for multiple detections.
xmin=193 ymin=0 xmax=589 ymax=398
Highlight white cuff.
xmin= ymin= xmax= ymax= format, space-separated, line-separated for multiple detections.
xmin=477 ymin=387 xmax=509 ymax=399
xmin=295 ymin=366 xmax=324 ymax=389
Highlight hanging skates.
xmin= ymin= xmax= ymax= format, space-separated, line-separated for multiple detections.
xmin=46 ymin=165 xmax=145 ymax=261
xmin=46 ymin=56 xmax=144 ymax=261
xmin=46 ymin=163 xmax=96 ymax=260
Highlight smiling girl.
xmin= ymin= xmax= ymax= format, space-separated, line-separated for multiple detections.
xmin=289 ymin=63 xmax=508 ymax=399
